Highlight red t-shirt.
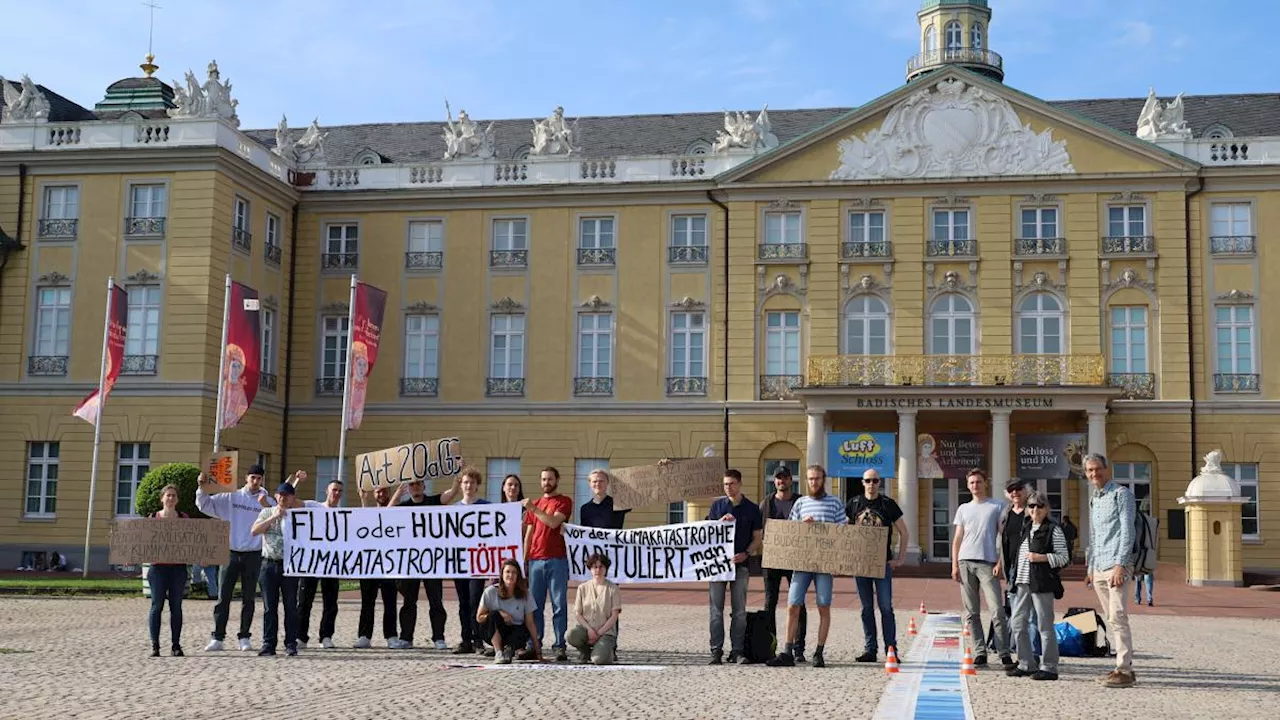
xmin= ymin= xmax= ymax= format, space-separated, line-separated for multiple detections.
xmin=527 ymin=495 xmax=573 ymax=560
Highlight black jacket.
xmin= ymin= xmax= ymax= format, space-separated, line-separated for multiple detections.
xmin=1012 ymin=518 xmax=1066 ymax=596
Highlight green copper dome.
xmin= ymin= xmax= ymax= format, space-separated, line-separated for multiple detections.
xmin=921 ymin=0 xmax=989 ymax=8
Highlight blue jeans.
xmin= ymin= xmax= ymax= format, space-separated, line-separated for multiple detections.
xmin=148 ymin=564 xmax=186 ymax=648
xmin=528 ymin=558 xmax=569 ymax=649
xmin=855 ymin=564 xmax=897 ymax=653
xmin=259 ymin=559 xmax=299 ymax=651
xmin=788 ymin=571 xmax=834 ymax=607
xmin=1134 ymin=573 xmax=1154 ymax=603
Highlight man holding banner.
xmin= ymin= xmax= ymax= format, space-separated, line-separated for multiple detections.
xmin=297 ymin=478 xmax=344 ymax=650
xmin=198 ymin=465 xmax=273 ymax=652
xmin=522 ymin=466 xmax=573 ymax=663
xmin=251 ymin=482 xmax=304 ymax=656
xmin=396 ymin=476 xmax=461 ymax=650
xmin=845 ymin=468 xmax=908 ymax=664
xmin=705 ymin=469 xmax=762 ymax=665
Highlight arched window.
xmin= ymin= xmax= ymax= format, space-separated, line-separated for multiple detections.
xmin=971 ymin=22 xmax=983 ymax=49
xmin=929 ymin=294 xmax=974 ymax=355
xmin=924 ymin=26 xmax=938 ymax=53
xmin=946 ymin=21 xmax=963 ymax=50
xmin=1017 ymin=293 xmax=1063 ymax=354
xmin=844 ymin=296 xmax=890 ymax=356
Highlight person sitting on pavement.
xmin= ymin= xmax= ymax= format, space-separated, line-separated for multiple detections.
xmin=566 ymin=553 xmax=622 ymax=665
xmin=477 ymin=559 xmax=542 ymax=665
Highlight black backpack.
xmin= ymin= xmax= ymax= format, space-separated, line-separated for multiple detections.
xmin=742 ymin=610 xmax=777 ymax=663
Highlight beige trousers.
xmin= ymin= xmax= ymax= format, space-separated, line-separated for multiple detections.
xmin=1091 ymin=570 xmax=1134 ymax=671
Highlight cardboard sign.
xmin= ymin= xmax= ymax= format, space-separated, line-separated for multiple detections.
xmin=608 ymin=457 xmax=727 ymax=511
xmin=109 ymin=518 xmax=231 ymax=566
xmin=356 ymin=437 xmax=463 ymax=491
xmin=761 ymin=520 xmax=887 ymax=579
xmin=205 ymin=451 xmax=240 ymax=495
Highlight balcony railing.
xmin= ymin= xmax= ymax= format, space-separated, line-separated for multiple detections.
xmin=668 ymin=245 xmax=708 ymax=264
xmin=27 ymin=355 xmax=68 ymax=376
xmin=907 ymin=47 xmax=1003 ymax=75
xmin=1101 ymin=236 xmax=1155 ymax=255
xmin=805 ymin=354 xmax=1106 ymax=387
xmin=265 ymin=243 xmax=282 ymax=266
xmin=1214 ymin=373 xmax=1260 ymax=393
xmin=841 ymin=241 xmax=892 ymax=260
xmin=401 ymin=377 xmax=439 ymax=397
xmin=757 ymin=243 xmax=807 ymax=261
xmin=405 ymin=251 xmax=444 ymax=270
xmin=1015 ymin=237 xmax=1066 ymax=256
xmin=125 ymin=216 xmax=165 ymax=237
xmin=927 ymin=239 xmax=977 ymax=257
xmin=577 ymin=247 xmax=616 ymax=266
xmin=574 ymin=376 xmax=614 ymax=396
xmin=760 ymin=374 xmax=803 ymax=400
xmin=38 ymin=218 xmax=77 ymax=239
xmin=490 ymin=249 xmax=528 ymax=268
xmin=1108 ymin=372 xmax=1155 ymax=400
xmin=1209 ymin=235 xmax=1256 ymax=255
xmin=231 ymin=227 xmax=252 ymax=252
xmin=259 ymin=373 xmax=278 ymax=393
xmin=121 ymin=355 xmax=158 ymax=376
xmin=321 ymin=252 xmax=359 ymax=271
xmin=666 ymin=376 xmax=707 ymax=396
xmin=315 ymin=377 xmax=345 ymax=396
xmin=487 ymin=377 xmax=525 ymax=397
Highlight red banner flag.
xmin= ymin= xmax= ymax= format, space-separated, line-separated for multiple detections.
xmin=73 ymin=284 xmax=128 ymax=425
xmin=345 ymin=281 xmax=387 ymax=430
xmin=219 ymin=281 xmax=261 ymax=430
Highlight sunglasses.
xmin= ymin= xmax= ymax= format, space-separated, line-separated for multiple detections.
xmin=1027 ymin=503 xmax=1045 ymax=509
xmin=863 ymin=478 xmax=881 ymax=484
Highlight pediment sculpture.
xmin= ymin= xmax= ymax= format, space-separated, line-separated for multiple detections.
xmin=442 ymin=102 xmax=496 ymax=160
xmin=1 ymin=74 xmax=51 ymax=123
xmin=831 ymin=78 xmax=1075 ymax=180
xmin=274 ymin=115 xmax=327 ymax=165
xmin=169 ymin=60 xmax=240 ymax=126
xmin=531 ymin=106 xmax=578 ymax=156
xmin=1136 ymin=88 xmax=1191 ymax=141
xmin=712 ymin=105 xmax=779 ymax=154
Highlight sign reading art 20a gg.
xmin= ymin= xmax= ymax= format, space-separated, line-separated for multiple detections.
xmin=356 ymin=437 xmax=463 ymax=491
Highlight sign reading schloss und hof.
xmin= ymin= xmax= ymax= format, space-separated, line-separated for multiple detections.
xmin=109 ymin=518 xmax=231 ymax=566
xmin=1015 ymin=433 xmax=1087 ymax=480
xmin=854 ymin=396 xmax=1055 ymax=410
xmin=762 ymin=520 xmax=887 ymax=579
xmin=607 ymin=457 xmax=727 ymax=511
xmin=562 ymin=521 xmax=737 ymax=584
xmin=356 ymin=437 xmax=463 ymax=491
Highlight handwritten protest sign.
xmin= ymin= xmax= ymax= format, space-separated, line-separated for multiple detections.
xmin=109 ymin=518 xmax=230 ymax=566
xmin=204 ymin=451 xmax=240 ymax=495
xmin=282 ymin=502 xmax=522 ymax=579
xmin=608 ymin=457 xmax=726 ymax=511
xmin=562 ymin=521 xmax=736 ymax=583
xmin=761 ymin=520 xmax=887 ymax=579
xmin=356 ymin=437 xmax=463 ymax=491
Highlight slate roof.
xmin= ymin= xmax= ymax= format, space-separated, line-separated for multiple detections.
xmin=0 ymin=78 xmax=95 ymax=123
xmin=1048 ymin=94 xmax=1280 ymax=140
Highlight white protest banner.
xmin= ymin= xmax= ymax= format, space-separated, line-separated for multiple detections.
xmin=355 ymin=437 xmax=463 ymax=491
xmin=283 ymin=502 xmax=522 ymax=579
xmin=562 ymin=520 xmax=736 ymax=583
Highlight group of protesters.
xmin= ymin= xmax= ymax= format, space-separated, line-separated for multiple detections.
xmin=143 ymin=453 xmax=1142 ymax=687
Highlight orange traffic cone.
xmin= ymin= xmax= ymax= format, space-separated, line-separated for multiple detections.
xmin=884 ymin=646 xmax=900 ymax=674
xmin=959 ymin=647 xmax=978 ymax=676
xmin=962 ymin=624 xmax=971 ymax=637
xmin=919 ymin=601 xmax=927 ymax=614
xmin=907 ymin=616 xmax=918 ymax=636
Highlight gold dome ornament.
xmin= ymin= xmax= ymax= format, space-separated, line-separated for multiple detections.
xmin=140 ymin=53 xmax=158 ymax=78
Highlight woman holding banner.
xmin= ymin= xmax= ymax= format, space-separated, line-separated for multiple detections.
xmin=477 ymin=559 xmax=541 ymax=664
xmin=148 ymin=485 xmax=189 ymax=657
xmin=355 ymin=485 xmax=401 ymax=649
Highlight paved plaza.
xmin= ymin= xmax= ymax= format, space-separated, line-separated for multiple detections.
xmin=1 ymin=595 xmax=1277 ymax=719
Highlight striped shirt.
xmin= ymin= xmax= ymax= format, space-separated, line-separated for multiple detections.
xmin=1087 ymin=481 xmax=1136 ymax=573
xmin=1014 ymin=523 xmax=1070 ymax=586
xmin=788 ymin=495 xmax=849 ymax=525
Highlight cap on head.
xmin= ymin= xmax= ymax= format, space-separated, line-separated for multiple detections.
xmin=247 ymin=464 xmax=266 ymax=476
xmin=774 ymin=466 xmax=792 ymax=479
xmin=1005 ymin=478 xmax=1028 ymax=491
xmin=275 ymin=482 xmax=296 ymax=496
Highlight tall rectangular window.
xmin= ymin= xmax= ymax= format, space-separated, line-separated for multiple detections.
xmin=577 ymin=314 xmax=613 ymax=378
xmin=43 ymin=186 xmax=79 ymax=219
xmin=233 ymin=197 xmax=250 ymax=232
xmin=315 ymin=457 xmax=342 ymax=504
xmin=408 ymin=221 xmax=444 ymax=253
xmin=261 ymin=308 xmax=276 ymax=375
xmin=493 ymin=219 xmax=527 ymax=251
xmin=1215 ymin=306 xmax=1255 ymax=374
xmin=764 ymin=311 xmax=801 ymax=375
xmin=1111 ymin=462 xmax=1151 ymax=504
xmin=1222 ymin=463 xmax=1259 ymax=538
xmin=26 ymin=441 xmax=59 ymax=518
xmin=574 ymin=459 xmax=609 ymax=515
xmin=763 ymin=212 xmax=801 ymax=245
xmin=130 ymin=185 xmax=166 ymax=218
xmin=115 ymin=442 xmax=151 ymax=516
xmin=266 ymin=213 xmax=281 ymax=248
xmin=321 ymin=316 xmax=349 ymax=380
xmin=932 ymin=209 xmax=969 ymax=241
xmin=34 ymin=287 xmax=72 ymax=357
xmin=404 ymin=314 xmax=440 ymax=379
xmin=848 ymin=211 xmax=885 ymax=244
xmin=1020 ymin=207 xmax=1058 ymax=238
xmin=1210 ymin=203 xmax=1251 ymax=237
xmin=490 ymin=315 xmax=525 ymax=379
xmin=1108 ymin=206 xmax=1145 ymax=237
xmin=125 ymin=286 xmax=162 ymax=357
xmin=578 ymin=218 xmax=615 ymax=249
xmin=486 ymin=458 xmax=521 ymax=503
xmin=671 ymin=214 xmax=707 ymax=247
xmin=670 ymin=312 xmax=705 ymax=378
xmin=326 ymin=224 xmax=359 ymax=255
xmin=1109 ymin=306 xmax=1148 ymax=373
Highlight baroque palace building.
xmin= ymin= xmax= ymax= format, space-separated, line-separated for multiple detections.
xmin=0 ymin=0 xmax=1276 ymax=572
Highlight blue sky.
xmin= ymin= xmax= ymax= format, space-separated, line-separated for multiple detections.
xmin=8 ymin=0 xmax=1278 ymax=130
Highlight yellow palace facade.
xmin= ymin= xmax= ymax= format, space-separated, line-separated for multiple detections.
xmin=1 ymin=1 xmax=1276 ymax=573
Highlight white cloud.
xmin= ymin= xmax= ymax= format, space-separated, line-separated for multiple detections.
xmin=1116 ymin=21 xmax=1155 ymax=47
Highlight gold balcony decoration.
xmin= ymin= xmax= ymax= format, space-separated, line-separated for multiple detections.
xmin=805 ymin=354 xmax=1106 ymax=388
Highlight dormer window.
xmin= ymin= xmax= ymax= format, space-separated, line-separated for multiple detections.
xmin=353 ymin=149 xmax=383 ymax=166
xmin=946 ymin=21 xmax=963 ymax=50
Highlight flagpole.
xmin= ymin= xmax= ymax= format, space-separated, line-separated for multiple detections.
xmin=213 ymin=274 xmax=231 ymax=451
xmin=82 ymin=277 xmax=115 ymax=578
xmin=336 ymin=275 xmax=358 ymax=485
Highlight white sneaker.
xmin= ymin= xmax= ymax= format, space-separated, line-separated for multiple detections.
xmin=204 ymin=639 xmax=224 ymax=652
xmin=434 ymin=639 xmax=448 ymax=650
xmin=296 ymin=641 xmax=308 ymax=650
xmin=238 ymin=638 xmax=251 ymax=652
xmin=321 ymin=637 xmax=335 ymax=649
xmin=353 ymin=636 xmax=371 ymax=649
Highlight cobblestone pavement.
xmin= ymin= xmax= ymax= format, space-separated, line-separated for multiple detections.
xmin=1 ymin=597 xmax=1277 ymax=719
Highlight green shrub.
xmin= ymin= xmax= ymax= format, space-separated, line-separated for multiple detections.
xmin=134 ymin=463 xmax=207 ymax=518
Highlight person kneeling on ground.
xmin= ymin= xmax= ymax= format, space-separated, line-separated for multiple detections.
xmin=567 ymin=553 xmax=622 ymax=665
xmin=477 ymin=559 xmax=542 ymax=665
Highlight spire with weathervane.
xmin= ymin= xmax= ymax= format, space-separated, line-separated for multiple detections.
xmin=907 ymin=0 xmax=1003 ymax=84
